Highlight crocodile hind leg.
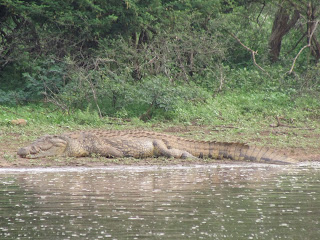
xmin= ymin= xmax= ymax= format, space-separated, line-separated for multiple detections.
xmin=152 ymin=140 xmax=195 ymax=159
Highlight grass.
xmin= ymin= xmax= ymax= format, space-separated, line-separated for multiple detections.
xmin=0 ymin=89 xmax=320 ymax=166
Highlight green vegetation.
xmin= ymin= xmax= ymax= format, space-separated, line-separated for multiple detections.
xmin=1 ymin=1 xmax=320 ymax=158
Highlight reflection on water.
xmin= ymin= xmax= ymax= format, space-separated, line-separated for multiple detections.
xmin=0 ymin=163 xmax=320 ymax=239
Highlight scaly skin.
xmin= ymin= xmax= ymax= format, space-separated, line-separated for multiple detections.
xmin=17 ymin=130 xmax=298 ymax=164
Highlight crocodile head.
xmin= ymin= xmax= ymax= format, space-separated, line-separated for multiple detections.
xmin=18 ymin=135 xmax=68 ymax=158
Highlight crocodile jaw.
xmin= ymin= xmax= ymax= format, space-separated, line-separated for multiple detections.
xmin=18 ymin=136 xmax=68 ymax=158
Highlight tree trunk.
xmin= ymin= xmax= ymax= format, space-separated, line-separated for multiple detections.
xmin=307 ymin=2 xmax=320 ymax=62
xmin=269 ymin=6 xmax=300 ymax=62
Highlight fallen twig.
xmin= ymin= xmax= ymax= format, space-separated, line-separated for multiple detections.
xmin=269 ymin=116 xmax=315 ymax=130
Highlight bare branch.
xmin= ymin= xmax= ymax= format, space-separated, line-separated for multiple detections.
xmin=285 ymin=0 xmax=308 ymax=12
xmin=286 ymin=31 xmax=307 ymax=55
xmin=86 ymin=78 xmax=103 ymax=119
xmin=229 ymin=32 xmax=269 ymax=74
xmin=288 ymin=20 xmax=319 ymax=74
xmin=218 ymin=65 xmax=225 ymax=92
xmin=256 ymin=1 xmax=266 ymax=24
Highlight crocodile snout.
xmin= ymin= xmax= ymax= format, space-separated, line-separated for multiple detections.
xmin=17 ymin=147 xmax=29 ymax=158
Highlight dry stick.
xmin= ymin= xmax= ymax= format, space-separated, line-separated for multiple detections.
xmin=287 ymin=31 xmax=307 ymax=55
xmin=218 ymin=65 xmax=225 ymax=92
xmin=86 ymin=78 xmax=103 ymax=119
xmin=229 ymin=32 xmax=269 ymax=75
xmin=269 ymin=116 xmax=315 ymax=130
xmin=83 ymin=60 xmax=104 ymax=119
xmin=256 ymin=1 xmax=266 ymax=24
xmin=288 ymin=20 xmax=319 ymax=74
xmin=43 ymin=83 xmax=69 ymax=113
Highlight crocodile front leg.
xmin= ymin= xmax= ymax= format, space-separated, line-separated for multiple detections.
xmin=152 ymin=140 xmax=195 ymax=159
xmin=86 ymin=142 xmax=124 ymax=158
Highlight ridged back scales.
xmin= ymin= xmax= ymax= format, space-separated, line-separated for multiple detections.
xmin=64 ymin=130 xmax=296 ymax=164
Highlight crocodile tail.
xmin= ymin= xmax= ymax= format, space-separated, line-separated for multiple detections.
xmin=206 ymin=141 xmax=297 ymax=164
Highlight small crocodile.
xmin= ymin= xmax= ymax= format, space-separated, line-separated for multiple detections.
xmin=17 ymin=130 xmax=297 ymax=164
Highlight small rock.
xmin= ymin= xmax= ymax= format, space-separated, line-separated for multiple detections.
xmin=10 ymin=119 xmax=28 ymax=126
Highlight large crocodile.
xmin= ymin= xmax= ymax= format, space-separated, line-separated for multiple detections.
xmin=17 ymin=130 xmax=297 ymax=164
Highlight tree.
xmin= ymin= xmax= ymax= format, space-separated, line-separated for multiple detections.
xmin=269 ymin=0 xmax=320 ymax=63
xmin=269 ymin=2 xmax=300 ymax=62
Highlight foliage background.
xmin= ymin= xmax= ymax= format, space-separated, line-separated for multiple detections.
xmin=0 ymin=0 xmax=319 ymax=123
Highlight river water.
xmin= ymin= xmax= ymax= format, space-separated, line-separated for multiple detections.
xmin=0 ymin=163 xmax=319 ymax=239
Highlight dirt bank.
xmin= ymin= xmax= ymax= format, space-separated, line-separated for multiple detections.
xmin=1 ymin=125 xmax=320 ymax=168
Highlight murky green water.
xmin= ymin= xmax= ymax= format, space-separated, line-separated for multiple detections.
xmin=0 ymin=163 xmax=319 ymax=239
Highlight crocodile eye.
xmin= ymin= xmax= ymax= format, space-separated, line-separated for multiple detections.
xmin=30 ymin=146 xmax=40 ymax=154
xmin=51 ymin=138 xmax=67 ymax=147
xmin=39 ymin=143 xmax=52 ymax=151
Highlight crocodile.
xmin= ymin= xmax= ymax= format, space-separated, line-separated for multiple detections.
xmin=17 ymin=130 xmax=297 ymax=164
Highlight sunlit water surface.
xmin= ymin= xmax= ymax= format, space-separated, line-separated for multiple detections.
xmin=0 ymin=163 xmax=320 ymax=239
